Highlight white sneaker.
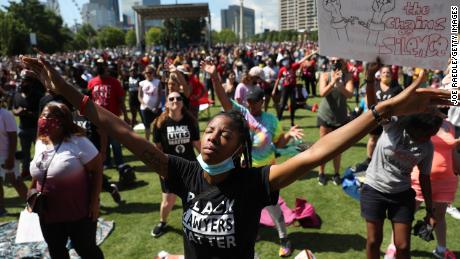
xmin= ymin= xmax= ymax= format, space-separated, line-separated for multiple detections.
xmin=446 ymin=205 xmax=460 ymax=220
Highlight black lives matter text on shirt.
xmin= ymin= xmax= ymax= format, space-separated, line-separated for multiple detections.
xmin=154 ymin=116 xmax=199 ymax=161
xmin=165 ymin=156 xmax=279 ymax=259
xmin=376 ymin=84 xmax=403 ymax=102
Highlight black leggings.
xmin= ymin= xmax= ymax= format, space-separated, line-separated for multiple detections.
xmin=277 ymin=86 xmax=296 ymax=126
xmin=40 ymin=217 xmax=104 ymax=259
xmin=304 ymin=76 xmax=316 ymax=96
xmin=206 ymin=78 xmax=215 ymax=101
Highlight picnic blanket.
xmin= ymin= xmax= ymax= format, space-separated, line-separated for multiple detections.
xmin=0 ymin=218 xmax=114 ymax=259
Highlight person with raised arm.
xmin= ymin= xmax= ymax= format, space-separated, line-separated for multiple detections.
xmin=21 ymin=55 xmax=453 ymax=259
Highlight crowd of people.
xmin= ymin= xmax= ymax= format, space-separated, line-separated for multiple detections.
xmin=0 ymin=41 xmax=459 ymax=259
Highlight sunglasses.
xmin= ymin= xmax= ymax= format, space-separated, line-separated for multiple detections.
xmin=168 ymin=96 xmax=183 ymax=102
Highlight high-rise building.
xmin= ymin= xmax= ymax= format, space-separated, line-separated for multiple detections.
xmin=280 ymin=0 xmax=317 ymax=31
xmin=90 ymin=0 xmax=120 ymax=22
xmin=82 ymin=2 xmax=118 ymax=29
xmin=120 ymin=0 xmax=160 ymax=27
xmin=46 ymin=0 xmax=60 ymax=16
xmin=221 ymin=5 xmax=255 ymax=39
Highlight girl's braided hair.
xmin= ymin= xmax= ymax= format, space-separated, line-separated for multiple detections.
xmin=213 ymin=110 xmax=252 ymax=168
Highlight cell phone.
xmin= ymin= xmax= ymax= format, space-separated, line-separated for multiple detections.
xmin=205 ymin=56 xmax=214 ymax=62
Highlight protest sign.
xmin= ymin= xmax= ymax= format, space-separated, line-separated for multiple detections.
xmin=317 ymin=0 xmax=452 ymax=70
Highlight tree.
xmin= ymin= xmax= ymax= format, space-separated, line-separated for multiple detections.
xmin=97 ymin=26 xmax=125 ymax=48
xmin=218 ymin=29 xmax=238 ymax=44
xmin=211 ymin=30 xmax=220 ymax=45
xmin=145 ymin=27 xmax=161 ymax=46
xmin=0 ymin=11 xmax=28 ymax=56
xmin=125 ymin=29 xmax=136 ymax=47
xmin=6 ymin=0 xmax=70 ymax=53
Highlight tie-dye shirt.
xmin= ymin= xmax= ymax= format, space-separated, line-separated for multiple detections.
xmin=231 ymin=100 xmax=282 ymax=167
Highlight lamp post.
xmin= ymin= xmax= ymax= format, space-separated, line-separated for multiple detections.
xmin=239 ymin=0 xmax=244 ymax=44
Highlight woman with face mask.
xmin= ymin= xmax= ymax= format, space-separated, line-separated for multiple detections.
xmin=150 ymin=91 xmax=201 ymax=238
xmin=21 ymin=56 xmax=453 ymax=259
xmin=29 ymin=102 xmax=103 ymax=259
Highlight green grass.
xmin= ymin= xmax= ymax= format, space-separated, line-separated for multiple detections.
xmin=2 ymin=96 xmax=459 ymax=259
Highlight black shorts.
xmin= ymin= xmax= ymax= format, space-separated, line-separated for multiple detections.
xmin=317 ymin=117 xmax=344 ymax=130
xmin=141 ymin=109 xmax=160 ymax=129
xmin=159 ymin=176 xmax=170 ymax=193
xmin=369 ymin=125 xmax=383 ymax=136
xmin=128 ymin=91 xmax=140 ymax=108
xmin=360 ymin=184 xmax=415 ymax=223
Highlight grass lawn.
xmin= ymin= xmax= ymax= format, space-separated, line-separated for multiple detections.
xmin=2 ymin=96 xmax=459 ymax=259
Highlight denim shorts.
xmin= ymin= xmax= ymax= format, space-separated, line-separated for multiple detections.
xmin=360 ymin=184 xmax=415 ymax=223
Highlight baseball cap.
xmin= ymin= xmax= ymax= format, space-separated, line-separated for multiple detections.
xmin=246 ymin=87 xmax=264 ymax=102
xmin=249 ymin=66 xmax=265 ymax=80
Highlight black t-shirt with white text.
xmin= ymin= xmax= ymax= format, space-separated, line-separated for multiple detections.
xmin=166 ymin=156 xmax=279 ymax=259
xmin=153 ymin=116 xmax=199 ymax=161
xmin=375 ymin=84 xmax=402 ymax=103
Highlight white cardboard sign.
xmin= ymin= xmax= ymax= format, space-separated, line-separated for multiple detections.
xmin=317 ymin=0 xmax=453 ymax=70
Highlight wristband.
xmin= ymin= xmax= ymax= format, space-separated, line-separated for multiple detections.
xmin=370 ymin=105 xmax=390 ymax=125
xmin=80 ymin=95 xmax=90 ymax=115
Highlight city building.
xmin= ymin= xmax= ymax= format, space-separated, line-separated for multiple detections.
xmin=280 ymin=0 xmax=318 ymax=32
xmin=221 ymin=5 xmax=255 ymax=39
xmin=120 ymin=0 xmax=161 ymax=27
xmin=81 ymin=2 xmax=118 ymax=29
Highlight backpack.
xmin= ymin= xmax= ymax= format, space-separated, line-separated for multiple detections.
xmin=118 ymin=164 xmax=136 ymax=188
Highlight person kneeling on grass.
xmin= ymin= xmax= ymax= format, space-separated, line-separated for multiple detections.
xmin=21 ymin=55 xmax=454 ymax=259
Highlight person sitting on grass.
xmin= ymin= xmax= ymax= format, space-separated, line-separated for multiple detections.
xmin=21 ymin=55 xmax=453 ymax=259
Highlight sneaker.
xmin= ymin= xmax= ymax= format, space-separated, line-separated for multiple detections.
xmin=0 ymin=208 xmax=7 ymax=217
xmin=279 ymin=238 xmax=292 ymax=257
xmin=151 ymin=222 xmax=167 ymax=237
xmin=384 ymin=245 xmax=396 ymax=259
xmin=332 ymin=174 xmax=341 ymax=185
xmin=447 ymin=205 xmax=460 ymax=220
xmin=311 ymin=103 xmax=319 ymax=112
xmin=433 ymin=248 xmax=457 ymax=259
xmin=110 ymin=184 xmax=123 ymax=204
xmin=318 ymin=174 xmax=327 ymax=186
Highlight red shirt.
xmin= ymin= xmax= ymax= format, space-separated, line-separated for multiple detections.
xmin=278 ymin=62 xmax=300 ymax=87
xmin=347 ymin=63 xmax=364 ymax=83
xmin=87 ymin=76 xmax=125 ymax=116
xmin=391 ymin=65 xmax=399 ymax=81
xmin=188 ymin=75 xmax=205 ymax=107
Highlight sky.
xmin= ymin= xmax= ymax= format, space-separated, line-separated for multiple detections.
xmin=0 ymin=0 xmax=279 ymax=33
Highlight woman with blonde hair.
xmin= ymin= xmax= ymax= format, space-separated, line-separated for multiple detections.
xmin=150 ymin=91 xmax=200 ymax=237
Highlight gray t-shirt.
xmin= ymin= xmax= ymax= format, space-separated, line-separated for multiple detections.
xmin=365 ymin=118 xmax=433 ymax=194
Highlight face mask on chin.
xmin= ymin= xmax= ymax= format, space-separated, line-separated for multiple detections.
xmin=197 ymin=146 xmax=242 ymax=176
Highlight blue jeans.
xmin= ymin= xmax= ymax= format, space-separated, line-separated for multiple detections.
xmin=18 ymin=127 xmax=36 ymax=173
xmin=104 ymin=137 xmax=124 ymax=168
